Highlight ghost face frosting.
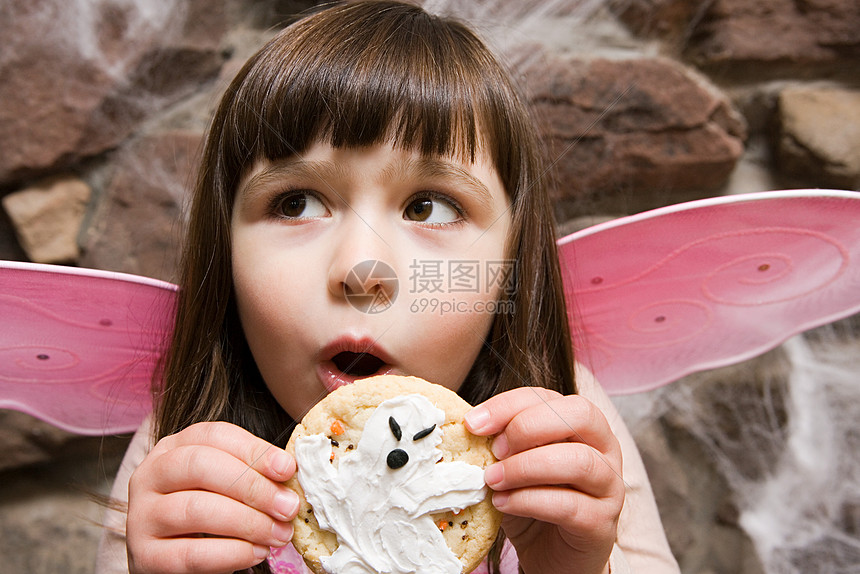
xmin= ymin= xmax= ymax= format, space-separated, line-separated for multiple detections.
xmin=294 ymin=394 xmax=488 ymax=574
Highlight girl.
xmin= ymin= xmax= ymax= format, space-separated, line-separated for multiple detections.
xmin=99 ymin=2 xmax=680 ymax=573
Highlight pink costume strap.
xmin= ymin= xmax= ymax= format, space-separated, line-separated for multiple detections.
xmin=266 ymin=540 xmax=519 ymax=573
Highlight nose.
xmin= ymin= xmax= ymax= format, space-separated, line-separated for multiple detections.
xmin=326 ymin=217 xmax=399 ymax=304
xmin=387 ymin=448 xmax=409 ymax=469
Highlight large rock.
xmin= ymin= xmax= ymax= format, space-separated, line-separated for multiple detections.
xmin=776 ymin=86 xmax=860 ymax=190
xmin=0 ymin=0 xmax=226 ymax=185
xmin=527 ymin=56 xmax=746 ymax=217
xmin=0 ymin=444 xmax=126 ymax=574
xmin=0 ymin=410 xmax=129 ymax=473
xmin=79 ymin=130 xmax=202 ymax=282
xmin=610 ymin=0 xmax=702 ymax=43
xmin=688 ymin=0 xmax=859 ymax=74
xmin=616 ymin=397 xmax=766 ymax=574
xmin=0 ymin=209 xmax=27 ymax=261
xmin=615 ymin=0 xmax=860 ymax=78
xmin=614 ymin=352 xmax=788 ymax=574
xmin=2 ymin=176 xmax=91 ymax=264
xmin=0 ymin=411 xmax=78 ymax=473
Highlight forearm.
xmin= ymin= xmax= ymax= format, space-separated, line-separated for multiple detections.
xmin=575 ymin=364 xmax=680 ymax=573
xmin=96 ymin=414 xmax=154 ymax=573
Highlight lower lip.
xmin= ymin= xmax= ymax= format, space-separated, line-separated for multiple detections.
xmin=317 ymin=362 xmax=395 ymax=393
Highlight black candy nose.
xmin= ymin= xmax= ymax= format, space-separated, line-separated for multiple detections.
xmin=387 ymin=448 xmax=409 ymax=469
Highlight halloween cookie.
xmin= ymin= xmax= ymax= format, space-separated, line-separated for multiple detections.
xmin=285 ymin=375 xmax=502 ymax=574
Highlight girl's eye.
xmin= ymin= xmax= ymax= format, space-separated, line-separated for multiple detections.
xmin=404 ymin=194 xmax=462 ymax=225
xmin=273 ymin=191 xmax=327 ymax=219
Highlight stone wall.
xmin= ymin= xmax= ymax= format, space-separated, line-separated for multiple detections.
xmin=1 ymin=0 xmax=858 ymax=572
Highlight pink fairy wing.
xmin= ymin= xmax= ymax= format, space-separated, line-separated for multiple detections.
xmin=2 ymin=190 xmax=859 ymax=434
xmin=0 ymin=261 xmax=177 ymax=435
xmin=558 ymin=189 xmax=860 ymax=395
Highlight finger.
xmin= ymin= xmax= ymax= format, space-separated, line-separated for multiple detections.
xmin=474 ymin=392 xmax=618 ymax=459
xmin=465 ymin=387 xmax=560 ymax=436
xmin=149 ymin=490 xmax=294 ymax=547
xmin=484 ymin=442 xmax=623 ymax=499
xmin=130 ymin=536 xmax=271 ymax=574
xmin=155 ymin=421 xmax=295 ymax=482
xmin=145 ymin=444 xmax=300 ymax=521
xmin=493 ymin=485 xmax=622 ymax=538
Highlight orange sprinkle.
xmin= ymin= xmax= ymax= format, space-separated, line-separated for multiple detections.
xmin=438 ymin=520 xmax=448 ymax=531
xmin=330 ymin=420 xmax=345 ymax=436
xmin=330 ymin=452 xmax=335 ymax=463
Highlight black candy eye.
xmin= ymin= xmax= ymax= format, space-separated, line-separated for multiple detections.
xmin=412 ymin=425 xmax=436 ymax=441
xmin=387 ymin=449 xmax=409 ymax=469
xmin=389 ymin=416 xmax=402 ymax=441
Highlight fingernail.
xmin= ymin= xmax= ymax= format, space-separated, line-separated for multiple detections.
xmin=491 ymin=433 xmax=509 ymax=459
xmin=274 ymin=490 xmax=300 ymax=520
xmin=253 ymin=545 xmax=271 ymax=561
xmin=272 ymin=521 xmax=293 ymax=545
xmin=484 ymin=463 xmax=504 ymax=488
xmin=465 ymin=406 xmax=490 ymax=433
xmin=272 ymin=450 xmax=293 ymax=476
xmin=492 ymin=491 xmax=509 ymax=509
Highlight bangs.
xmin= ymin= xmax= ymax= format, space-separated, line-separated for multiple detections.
xmin=220 ymin=2 xmax=524 ymax=183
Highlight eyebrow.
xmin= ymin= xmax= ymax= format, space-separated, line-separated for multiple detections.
xmin=238 ymin=155 xmax=497 ymax=213
xmin=238 ymin=159 xmax=350 ymax=205
xmin=386 ymin=157 xmax=496 ymax=213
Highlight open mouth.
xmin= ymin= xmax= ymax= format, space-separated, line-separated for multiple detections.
xmin=331 ymin=351 xmax=386 ymax=377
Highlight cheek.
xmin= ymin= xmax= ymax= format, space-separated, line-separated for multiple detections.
xmin=231 ymin=244 xmax=308 ymax=368
xmin=394 ymin=242 xmax=512 ymax=391
xmin=231 ymin=230 xmax=316 ymax=327
xmin=398 ymin=293 xmax=498 ymax=392
xmin=233 ymin=256 xmax=279 ymax=335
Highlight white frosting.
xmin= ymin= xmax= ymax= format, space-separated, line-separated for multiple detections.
xmin=295 ymin=394 xmax=488 ymax=574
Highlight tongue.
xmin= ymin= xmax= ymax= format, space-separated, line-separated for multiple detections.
xmin=333 ymin=351 xmax=384 ymax=376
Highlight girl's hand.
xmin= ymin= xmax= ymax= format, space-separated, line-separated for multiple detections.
xmin=465 ymin=387 xmax=625 ymax=574
xmin=126 ymin=421 xmax=299 ymax=574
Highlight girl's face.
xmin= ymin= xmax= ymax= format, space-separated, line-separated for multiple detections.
xmin=231 ymin=140 xmax=512 ymax=421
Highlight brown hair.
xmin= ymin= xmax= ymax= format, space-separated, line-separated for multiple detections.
xmin=154 ymin=0 xmax=574 ymax=488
